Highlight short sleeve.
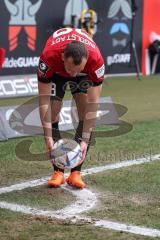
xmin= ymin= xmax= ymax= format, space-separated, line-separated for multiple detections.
xmin=88 ymin=57 xmax=105 ymax=83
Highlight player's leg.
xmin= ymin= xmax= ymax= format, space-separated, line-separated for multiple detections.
xmin=70 ymin=75 xmax=92 ymax=145
xmin=72 ymin=76 xmax=93 ymax=163
xmin=48 ymin=74 xmax=67 ymax=187
xmin=66 ymin=76 xmax=93 ymax=189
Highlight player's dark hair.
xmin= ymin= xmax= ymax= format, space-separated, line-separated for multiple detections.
xmin=64 ymin=41 xmax=88 ymax=65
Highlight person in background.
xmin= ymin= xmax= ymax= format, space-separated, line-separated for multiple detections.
xmin=37 ymin=28 xmax=105 ymax=189
xmin=80 ymin=9 xmax=98 ymax=38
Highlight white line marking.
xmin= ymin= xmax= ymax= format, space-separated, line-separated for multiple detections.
xmin=1 ymin=154 xmax=160 ymax=195
xmin=0 ymin=177 xmax=49 ymax=195
xmin=0 ymin=201 xmax=159 ymax=238
xmin=82 ymin=153 xmax=160 ymax=176
xmin=59 ymin=185 xmax=97 ymax=216
xmin=94 ymin=220 xmax=160 ymax=238
xmin=0 ymin=154 xmax=160 ymax=237
xmin=0 ymin=185 xmax=97 ymax=218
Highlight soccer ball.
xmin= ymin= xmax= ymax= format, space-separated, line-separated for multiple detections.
xmin=50 ymin=138 xmax=82 ymax=169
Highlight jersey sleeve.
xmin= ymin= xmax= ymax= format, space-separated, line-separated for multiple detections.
xmin=87 ymin=54 xmax=105 ymax=84
xmin=37 ymin=51 xmax=56 ymax=83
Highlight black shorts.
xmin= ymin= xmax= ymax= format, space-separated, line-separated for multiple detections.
xmin=51 ymin=73 xmax=93 ymax=100
xmin=38 ymin=73 xmax=103 ymax=100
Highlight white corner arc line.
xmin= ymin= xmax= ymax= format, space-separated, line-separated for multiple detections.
xmin=58 ymin=185 xmax=97 ymax=216
xmin=0 ymin=201 xmax=160 ymax=238
xmin=0 ymin=185 xmax=97 ymax=218
xmin=0 ymin=154 xmax=160 ymax=237
xmin=0 ymin=200 xmax=160 ymax=238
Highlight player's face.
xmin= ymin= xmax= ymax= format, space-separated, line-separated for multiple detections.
xmin=62 ymin=56 xmax=87 ymax=77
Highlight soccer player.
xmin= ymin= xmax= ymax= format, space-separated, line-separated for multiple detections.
xmin=37 ymin=28 xmax=105 ymax=189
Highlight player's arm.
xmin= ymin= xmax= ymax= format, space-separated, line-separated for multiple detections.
xmin=38 ymin=81 xmax=52 ymax=137
xmin=83 ymin=83 xmax=102 ymax=139
xmin=81 ymin=60 xmax=105 ymax=160
xmin=38 ymin=80 xmax=54 ymax=153
xmin=80 ymin=84 xmax=102 ymax=160
xmin=37 ymin=57 xmax=54 ymax=153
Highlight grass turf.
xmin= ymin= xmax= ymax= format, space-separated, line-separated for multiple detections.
xmin=0 ymin=75 xmax=160 ymax=239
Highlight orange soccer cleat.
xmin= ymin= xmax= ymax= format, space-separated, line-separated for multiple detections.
xmin=48 ymin=171 xmax=65 ymax=187
xmin=66 ymin=171 xmax=85 ymax=189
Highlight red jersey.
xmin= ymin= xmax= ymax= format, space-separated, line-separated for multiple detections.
xmin=37 ymin=28 xmax=105 ymax=83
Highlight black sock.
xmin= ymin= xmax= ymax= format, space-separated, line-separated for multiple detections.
xmin=52 ymin=122 xmax=61 ymax=142
xmin=52 ymin=122 xmax=64 ymax=173
xmin=71 ymin=162 xmax=83 ymax=172
xmin=72 ymin=121 xmax=83 ymax=172
xmin=74 ymin=120 xmax=83 ymax=144
xmin=53 ymin=165 xmax=64 ymax=173
xmin=71 ymin=121 xmax=93 ymax=172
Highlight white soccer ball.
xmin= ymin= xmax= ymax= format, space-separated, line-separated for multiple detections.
xmin=50 ymin=138 xmax=82 ymax=169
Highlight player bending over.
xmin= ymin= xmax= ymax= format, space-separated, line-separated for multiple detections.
xmin=37 ymin=27 xmax=105 ymax=189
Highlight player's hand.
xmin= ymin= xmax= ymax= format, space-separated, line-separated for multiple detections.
xmin=44 ymin=136 xmax=54 ymax=159
xmin=80 ymin=140 xmax=88 ymax=161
